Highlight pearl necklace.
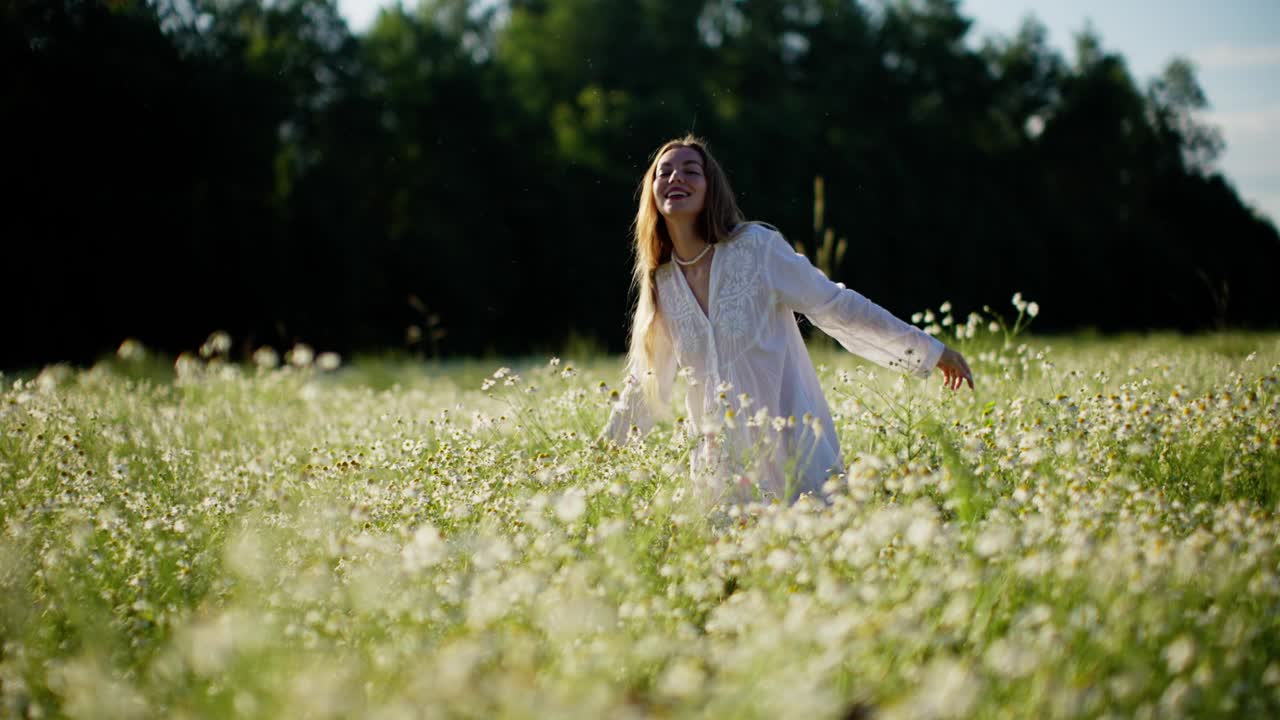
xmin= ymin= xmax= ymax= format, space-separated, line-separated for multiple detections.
xmin=673 ymin=243 xmax=712 ymax=266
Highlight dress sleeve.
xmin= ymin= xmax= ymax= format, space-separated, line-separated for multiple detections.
xmin=602 ymin=305 xmax=677 ymax=443
xmin=762 ymin=226 xmax=945 ymax=378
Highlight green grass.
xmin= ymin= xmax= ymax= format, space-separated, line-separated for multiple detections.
xmin=1 ymin=329 xmax=1278 ymax=718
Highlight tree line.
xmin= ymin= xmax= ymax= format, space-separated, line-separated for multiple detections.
xmin=3 ymin=0 xmax=1276 ymax=370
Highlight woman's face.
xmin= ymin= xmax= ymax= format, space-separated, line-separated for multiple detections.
xmin=652 ymin=146 xmax=707 ymax=219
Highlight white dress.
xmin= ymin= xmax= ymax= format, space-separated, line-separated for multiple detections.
xmin=604 ymin=222 xmax=944 ymax=503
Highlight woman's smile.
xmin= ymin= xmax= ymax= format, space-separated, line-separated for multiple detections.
xmin=653 ymin=146 xmax=707 ymax=216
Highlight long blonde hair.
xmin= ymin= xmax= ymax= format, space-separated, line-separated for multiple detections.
xmin=625 ymin=135 xmax=746 ymax=405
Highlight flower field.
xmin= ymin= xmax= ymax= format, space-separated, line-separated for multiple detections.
xmin=2 ymin=324 xmax=1279 ymax=718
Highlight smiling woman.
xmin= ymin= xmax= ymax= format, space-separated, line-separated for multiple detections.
xmin=602 ymin=135 xmax=974 ymax=504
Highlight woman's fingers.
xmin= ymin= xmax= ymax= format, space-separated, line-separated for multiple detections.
xmin=943 ymin=366 xmax=959 ymax=390
xmin=938 ymin=350 xmax=974 ymax=391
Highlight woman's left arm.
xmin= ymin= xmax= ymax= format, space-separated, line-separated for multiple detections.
xmin=763 ymin=227 xmax=963 ymax=384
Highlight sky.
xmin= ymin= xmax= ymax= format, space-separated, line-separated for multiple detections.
xmin=338 ymin=0 xmax=1280 ymax=223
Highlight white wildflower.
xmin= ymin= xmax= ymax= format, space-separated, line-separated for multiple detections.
xmin=658 ymin=659 xmax=706 ymax=699
xmin=903 ymin=658 xmax=980 ymax=719
xmin=117 ymin=338 xmax=146 ymax=361
xmin=984 ymin=637 xmax=1037 ymax=679
xmin=402 ymin=524 xmax=446 ymax=572
xmin=287 ymin=343 xmax=314 ymax=367
xmin=200 ymin=330 xmax=232 ymax=358
xmin=905 ymin=515 xmax=937 ymax=548
xmin=766 ymin=548 xmax=794 ymax=572
xmin=1164 ymin=635 xmax=1196 ymax=674
xmin=553 ymin=488 xmax=587 ymax=523
xmin=1159 ymin=679 xmax=1193 ymax=715
xmin=975 ymin=522 xmax=1015 ymax=558
xmin=252 ymin=346 xmax=279 ymax=369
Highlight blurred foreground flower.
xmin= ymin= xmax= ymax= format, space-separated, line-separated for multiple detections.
xmin=116 ymin=338 xmax=146 ymax=361
xmin=286 ymin=343 xmax=314 ymax=368
xmin=200 ymin=330 xmax=232 ymax=359
xmin=35 ymin=364 xmax=71 ymax=392
xmin=252 ymin=346 xmax=279 ymax=369
xmin=403 ymin=524 xmax=446 ymax=572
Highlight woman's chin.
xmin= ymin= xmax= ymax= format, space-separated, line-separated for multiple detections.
xmin=660 ymin=202 xmax=701 ymax=218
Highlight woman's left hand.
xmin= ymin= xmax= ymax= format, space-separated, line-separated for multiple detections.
xmin=936 ymin=346 xmax=974 ymax=391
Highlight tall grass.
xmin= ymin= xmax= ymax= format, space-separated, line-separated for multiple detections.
xmin=1 ymin=322 xmax=1277 ymax=718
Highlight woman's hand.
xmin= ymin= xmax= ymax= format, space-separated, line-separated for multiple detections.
xmin=936 ymin=346 xmax=974 ymax=391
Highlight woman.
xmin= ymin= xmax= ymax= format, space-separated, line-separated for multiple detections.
xmin=603 ymin=135 xmax=974 ymax=503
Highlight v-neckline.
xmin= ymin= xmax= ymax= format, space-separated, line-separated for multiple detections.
xmin=675 ymin=244 xmax=717 ymax=323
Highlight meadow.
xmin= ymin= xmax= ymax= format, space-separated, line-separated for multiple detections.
xmin=2 ymin=302 xmax=1278 ymax=719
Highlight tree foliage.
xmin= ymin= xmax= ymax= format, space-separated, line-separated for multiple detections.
xmin=2 ymin=0 xmax=1275 ymax=368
